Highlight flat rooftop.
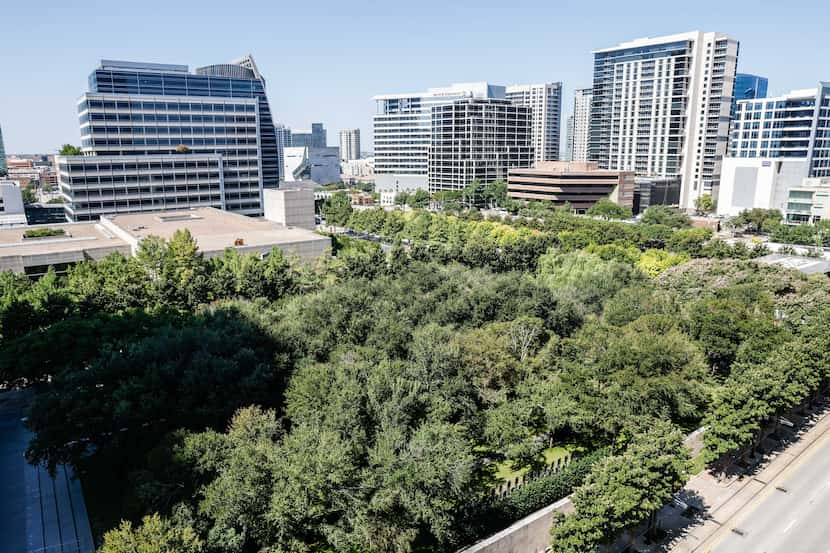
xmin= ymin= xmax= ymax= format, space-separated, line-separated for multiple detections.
xmin=755 ymin=253 xmax=830 ymax=275
xmin=0 ymin=222 xmax=127 ymax=258
xmin=104 ymin=208 xmax=329 ymax=253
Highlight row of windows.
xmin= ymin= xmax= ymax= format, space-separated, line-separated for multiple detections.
xmin=739 ymin=100 xmax=815 ymax=111
xmin=84 ymin=112 xmax=256 ymax=123
xmin=87 ymin=138 xmax=258 ymax=147
xmin=92 ymin=70 xmax=265 ymax=98
xmin=88 ymin=126 xmax=256 ymax=136
xmin=80 ymin=99 xmax=256 ymax=113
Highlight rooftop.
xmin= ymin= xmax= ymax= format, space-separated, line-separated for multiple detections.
xmin=755 ymin=254 xmax=830 ymax=275
xmin=0 ymin=221 xmax=126 ymax=258
xmin=102 ymin=208 xmax=329 ymax=254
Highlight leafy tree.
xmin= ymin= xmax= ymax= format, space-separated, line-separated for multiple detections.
xmin=21 ymin=186 xmax=37 ymax=204
xmin=99 ymin=513 xmax=202 ymax=553
xmin=321 ymin=191 xmax=353 ymax=226
xmin=636 ymin=249 xmax=690 ymax=277
xmin=586 ymin=199 xmax=632 ymax=220
xmin=733 ymin=208 xmax=782 ymax=234
xmin=640 ymin=205 xmax=691 ymax=228
xmin=59 ymin=144 xmax=83 ymax=156
xmin=694 ymin=194 xmax=716 ymax=215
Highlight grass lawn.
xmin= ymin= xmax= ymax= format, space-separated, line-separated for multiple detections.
xmin=494 ymin=444 xmax=587 ymax=484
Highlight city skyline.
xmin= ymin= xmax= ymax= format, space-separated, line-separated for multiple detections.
xmin=1 ymin=0 xmax=829 ymax=155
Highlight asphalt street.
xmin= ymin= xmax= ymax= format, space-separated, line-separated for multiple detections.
xmin=713 ymin=432 xmax=830 ymax=553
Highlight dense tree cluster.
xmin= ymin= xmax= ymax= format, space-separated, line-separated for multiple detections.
xmin=2 ymin=206 xmax=828 ymax=552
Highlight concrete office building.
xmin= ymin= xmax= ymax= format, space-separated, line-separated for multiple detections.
xmin=0 ymin=207 xmax=330 ymax=276
xmin=429 ymin=98 xmax=533 ymax=192
xmin=0 ymin=125 xmax=6 ymax=176
xmin=289 ymin=123 xmax=327 ymax=149
xmin=590 ymin=32 xmax=739 ymax=209
xmin=339 ymin=128 xmax=361 ymax=161
xmin=507 ymin=162 xmax=634 ymax=212
xmin=0 ymin=181 xmax=27 ymax=228
xmin=506 ymin=83 xmax=562 ymax=162
xmin=728 ymin=84 xmax=830 ymax=178
xmin=262 ymin=188 xmax=315 ymax=230
xmin=373 ymin=82 xmax=506 ymax=195
xmin=59 ymin=56 xmax=280 ymax=221
xmin=571 ymin=88 xmax=593 ymax=162
xmin=716 ymin=158 xmax=807 ymax=217
xmin=783 ymin=176 xmax=830 ymax=224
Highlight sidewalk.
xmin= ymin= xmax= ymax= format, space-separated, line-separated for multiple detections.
xmin=619 ymin=403 xmax=830 ymax=553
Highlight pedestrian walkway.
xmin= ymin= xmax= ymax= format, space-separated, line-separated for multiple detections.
xmin=0 ymin=390 xmax=94 ymax=553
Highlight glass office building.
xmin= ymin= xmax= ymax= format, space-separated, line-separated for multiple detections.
xmin=729 ymin=82 xmax=830 ymax=178
xmin=734 ymin=73 xmax=769 ymax=102
xmin=59 ymin=56 xmax=280 ymax=221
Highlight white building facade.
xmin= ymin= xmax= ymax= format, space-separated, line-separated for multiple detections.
xmin=716 ymin=158 xmax=807 ymax=217
xmin=728 ymin=83 xmax=830 ymax=178
xmin=372 ymin=82 xmax=506 ymax=196
xmin=590 ymin=32 xmax=739 ymax=210
xmin=572 ymin=88 xmax=593 ymax=162
xmin=505 ymin=83 xmax=562 ymax=162
xmin=339 ymin=128 xmax=361 ymax=161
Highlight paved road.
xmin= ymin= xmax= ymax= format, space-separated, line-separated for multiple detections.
xmin=713 ymin=432 xmax=830 ymax=553
xmin=0 ymin=390 xmax=94 ymax=553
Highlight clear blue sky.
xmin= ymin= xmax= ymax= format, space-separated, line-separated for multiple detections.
xmin=1 ymin=0 xmax=828 ymax=154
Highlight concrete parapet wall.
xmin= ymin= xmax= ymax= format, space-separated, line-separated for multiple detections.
xmin=457 ymin=497 xmax=573 ymax=553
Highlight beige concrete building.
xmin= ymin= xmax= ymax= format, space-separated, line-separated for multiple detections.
xmin=0 ymin=207 xmax=330 ymax=276
xmin=507 ymin=162 xmax=634 ymax=212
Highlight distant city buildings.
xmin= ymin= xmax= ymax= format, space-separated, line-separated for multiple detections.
xmin=507 ymin=161 xmax=634 ymax=212
xmin=564 ymin=116 xmax=574 ymax=161
xmin=590 ymin=32 xmax=739 ymax=210
xmin=5 ymin=157 xmax=57 ymax=188
xmin=58 ymin=56 xmax=280 ymax=221
xmin=728 ymin=84 xmax=830 ymax=178
xmin=288 ymin=123 xmax=327 ymax=148
xmin=374 ymin=82 xmax=534 ymax=197
xmin=717 ymin=158 xmax=809 ymax=217
xmin=339 ymin=128 xmax=361 ymax=161
xmin=0 ymin=181 xmax=27 ymax=228
xmin=733 ymin=73 xmax=768 ymax=109
xmin=506 ymin=83 xmax=562 ymax=162
xmin=571 ymin=87 xmax=592 ymax=162
xmin=0 ymin=125 xmax=6 ymax=176
xmin=282 ymin=146 xmax=340 ymax=185
xmin=341 ymin=157 xmax=374 ymax=184
xmin=428 ymin=97 xmax=533 ymax=193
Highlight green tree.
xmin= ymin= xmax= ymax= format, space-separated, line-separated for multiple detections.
xmin=21 ymin=187 xmax=37 ymax=204
xmin=99 ymin=513 xmax=202 ymax=553
xmin=694 ymin=194 xmax=716 ymax=215
xmin=322 ymin=191 xmax=353 ymax=226
xmin=59 ymin=144 xmax=83 ymax=156
xmin=586 ymin=199 xmax=632 ymax=220
xmin=640 ymin=205 xmax=691 ymax=228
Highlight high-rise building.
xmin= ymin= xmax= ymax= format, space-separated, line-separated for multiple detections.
xmin=505 ymin=83 xmax=562 ymax=162
xmin=0 ymin=125 xmax=6 ymax=176
xmin=572 ymin=88 xmax=593 ymax=162
xmin=428 ymin=98 xmax=533 ymax=192
xmin=58 ymin=56 xmax=280 ymax=221
xmin=590 ymin=32 xmax=739 ymax=209
xmin=290 ymin=123 xmax=326 ymax=148
xmin=564 ymin=115 xmax=574 ymax=161
xmin=339 ymin=128 xmax=361 ymax=161
xmin=373 ymin=82 xmax=507 ymax=194
xmin=728 ymin=83 xmax=830 ymax=178
xmin=734 ymin=73 xmax=769 ymax=102
xmin=732 ymin=73 xmax=768 ymax=117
